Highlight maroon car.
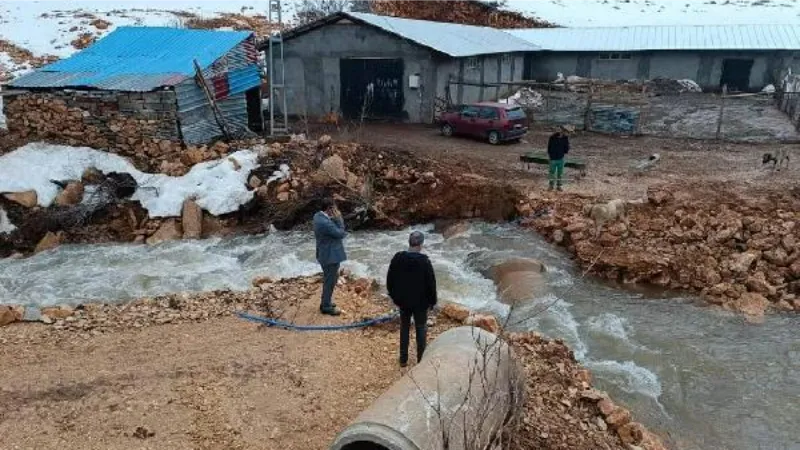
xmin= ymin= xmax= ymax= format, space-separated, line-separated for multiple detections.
xmin=439 ymin=102 xmax=529 ymax=145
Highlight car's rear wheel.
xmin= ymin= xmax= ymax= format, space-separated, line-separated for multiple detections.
xmin=488 ymin=131 xmax=501 ymax=145
xmin=441 ymin=123 xmax=454 ymax=137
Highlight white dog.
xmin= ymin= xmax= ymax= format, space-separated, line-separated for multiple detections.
xmin=583 ymin=199 xmax=627 ymax=234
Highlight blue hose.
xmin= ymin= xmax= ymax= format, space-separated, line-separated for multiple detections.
xmin=235 ymin=310 xmax=400 ymax=331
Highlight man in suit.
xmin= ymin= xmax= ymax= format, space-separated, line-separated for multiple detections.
xmin=387 ymin=231 xmax=438 ymax=367
xmin=313 ymin=198 xmax=347 ymax=316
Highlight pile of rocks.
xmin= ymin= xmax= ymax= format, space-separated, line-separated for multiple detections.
xmin=521 ymin=184 xmax=800 ymax=317
xmin=508 ymin=332 xmax=667 ymax=450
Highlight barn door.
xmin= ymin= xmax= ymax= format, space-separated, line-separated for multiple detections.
xmin=720 ymin=59 xmax=754 ymax=92
xmin=340 ymin=58 xmax=404 ymax=120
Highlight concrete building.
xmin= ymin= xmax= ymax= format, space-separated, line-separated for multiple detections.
xmin=509 ymin=25 xmax=800 ymax=92
xmin=266 ymin=12 xmax=539 ymax=123
xmin=6 ymin=27 xmax=262 ymax=147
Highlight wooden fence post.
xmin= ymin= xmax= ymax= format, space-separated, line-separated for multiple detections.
xmin=716 ymin=84 xmax=727 ymax=140
xmin=193 ymin=59 xmax=232 ymax=141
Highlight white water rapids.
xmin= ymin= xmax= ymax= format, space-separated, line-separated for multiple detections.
xmin=0 ymin=223 xmax=798 ymax=450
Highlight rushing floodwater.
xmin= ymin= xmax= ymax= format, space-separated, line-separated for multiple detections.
xmin=1 ymin=224 xmax=798 ymax=450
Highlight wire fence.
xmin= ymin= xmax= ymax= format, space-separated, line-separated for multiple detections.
xmin=443 ymin=79 xmax=800 ymax=143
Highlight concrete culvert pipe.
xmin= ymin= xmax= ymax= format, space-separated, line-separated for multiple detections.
xmin=330 ymin=327 xmax=524 ymax=450
xmin=467 ymin=251 xmax=548 ymax=304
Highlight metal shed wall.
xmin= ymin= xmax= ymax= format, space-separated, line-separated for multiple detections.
xmin=176 ymin=38 xmax=260 ymax=144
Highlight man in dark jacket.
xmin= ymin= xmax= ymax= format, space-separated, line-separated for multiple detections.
xmin=547 ymin=125 xmax=573 ymax=191
xmin=387 ymin=231 xmax=438 ymax=367
xmin=313 ymin=198 xmax=346 ymax=316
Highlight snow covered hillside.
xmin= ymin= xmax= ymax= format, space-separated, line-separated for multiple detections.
xmin=509 ymin=0 xmax=800 ymax=27
xmin=0 ymin=1 xmax=265 ymax=59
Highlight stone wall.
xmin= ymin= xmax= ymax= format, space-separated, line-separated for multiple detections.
xmin=3 ymin=90 xmax=185 ymax=170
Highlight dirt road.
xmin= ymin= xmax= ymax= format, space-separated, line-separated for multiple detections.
xmin=323 ymin=123 xmax=799 ymax=201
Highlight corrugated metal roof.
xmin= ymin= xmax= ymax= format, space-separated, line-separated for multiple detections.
xmin=10 ymin=27 xmax=254 ymax=91
xmin=300 ymin=12 xmax=540 ymax=57
xmin=508 ymin=25 xmax=800 ymax=52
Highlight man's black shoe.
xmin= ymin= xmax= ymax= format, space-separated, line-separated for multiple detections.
xmin=320 ymin=307 xmax=341 ymax=316
xmin=399 ymin=360 xmax=408 ymax=368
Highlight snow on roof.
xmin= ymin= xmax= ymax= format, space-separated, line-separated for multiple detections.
xmin=508 ymin=24 xmax=800 ymax=52
xmin=9 ymin=27 xmax=254 ymax=91
xmin=285 ymin=12 xmax=540 ymax=57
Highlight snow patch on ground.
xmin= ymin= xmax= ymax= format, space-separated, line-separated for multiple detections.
xmin=0 ymin=207 xmax=16 ymax=234
xmin=0 ymin=143 xmax=258 ymax=217
xmin=506 ymin=0 xmax=800 ymax=26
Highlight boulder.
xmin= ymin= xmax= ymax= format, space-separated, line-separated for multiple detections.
xmin=440 ymin=303 xmax=471 ymax=322
xmin=745 ymin=273 xmax=776 ymax=297
xmin=729 ymin=251 xmax=760 ymax=274
xmin=248 ymin=175 xmax=263 ymax=189
xmin=438 ymin=221 xmax=470 ymax=239
xmin=605 ymin=407 xmax=632 ymax=429
xmin=597 ymin=398 xmax=616 ymax=417
xmin=146 ymin=219 xmax=182 ymax=245
xmin=647 ymin=187 xmax=671 ymax=206
xmin=3 ymin=190 xmax=38 ymax=208
xmin=182 ymin=199 xmax=203 ymax=239
xmin=728 ymin=292 xmax=770 ymax=318
xmin=54 ymin=182 xmax=85 ymax=206
xmin=41 ymin=306 xmax=74 ymax=320
xmin=789 ymin=259 xmax=800 ymax=279
xmin=617 ymin=422 xmax=645 ymax=446
xmin=35 ymin=231 xmax=64 ymax=254
xmin=0 ymin=305 xmax=22 ymax=327
xmin=276 ymin=191 xmax=290 ymax=202
xmin=320 ymin=154 xmax=347 ymax=181
xmin=318 ymin=134 xmax=332 ymax=148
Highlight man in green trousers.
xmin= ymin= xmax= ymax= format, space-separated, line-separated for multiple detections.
xmin=547 ymin=125 xmax=573 ymax=191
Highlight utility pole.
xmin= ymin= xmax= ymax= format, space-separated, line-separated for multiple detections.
xmin=266 ymin=0 xmax=289 ymax=136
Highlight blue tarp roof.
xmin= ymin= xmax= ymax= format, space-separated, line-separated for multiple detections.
xmin=10 ymin=27 xmax=254 ymax=92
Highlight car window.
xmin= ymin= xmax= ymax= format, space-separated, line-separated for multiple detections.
xmin=461 ymin=106 xmax=479 ymax=117
xmin=506 ymin=107 xmax=526 ymax=120
xmin=479 ymin=107 xmax=499 ymax=120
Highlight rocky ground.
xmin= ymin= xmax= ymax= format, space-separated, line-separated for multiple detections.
xmin=522 ymin=183 xmax=800 ymax=318
xmin=0 ymin=274 xmax=665 ymax=450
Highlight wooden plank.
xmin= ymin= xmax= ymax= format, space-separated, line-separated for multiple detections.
xmin=193 ymin=59 xmax=232 ymax=141
xmin=520 ymin=152 xmax=587 ymax=170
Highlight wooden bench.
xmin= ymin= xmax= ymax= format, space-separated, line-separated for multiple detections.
xmin=519 ymin=152 xmax=588 ymax=178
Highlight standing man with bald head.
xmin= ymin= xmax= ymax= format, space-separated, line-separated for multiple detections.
xmin=387 ymin=231 xmax=438 ymax=367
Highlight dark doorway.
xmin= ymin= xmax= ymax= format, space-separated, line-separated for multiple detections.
xmin=245 ymin=87 xmax=263 ymax=132
xmin=340 ymin=58 xmax=404 ymax=120
xmin=720 ymin=59 xmax=754 ymax=92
